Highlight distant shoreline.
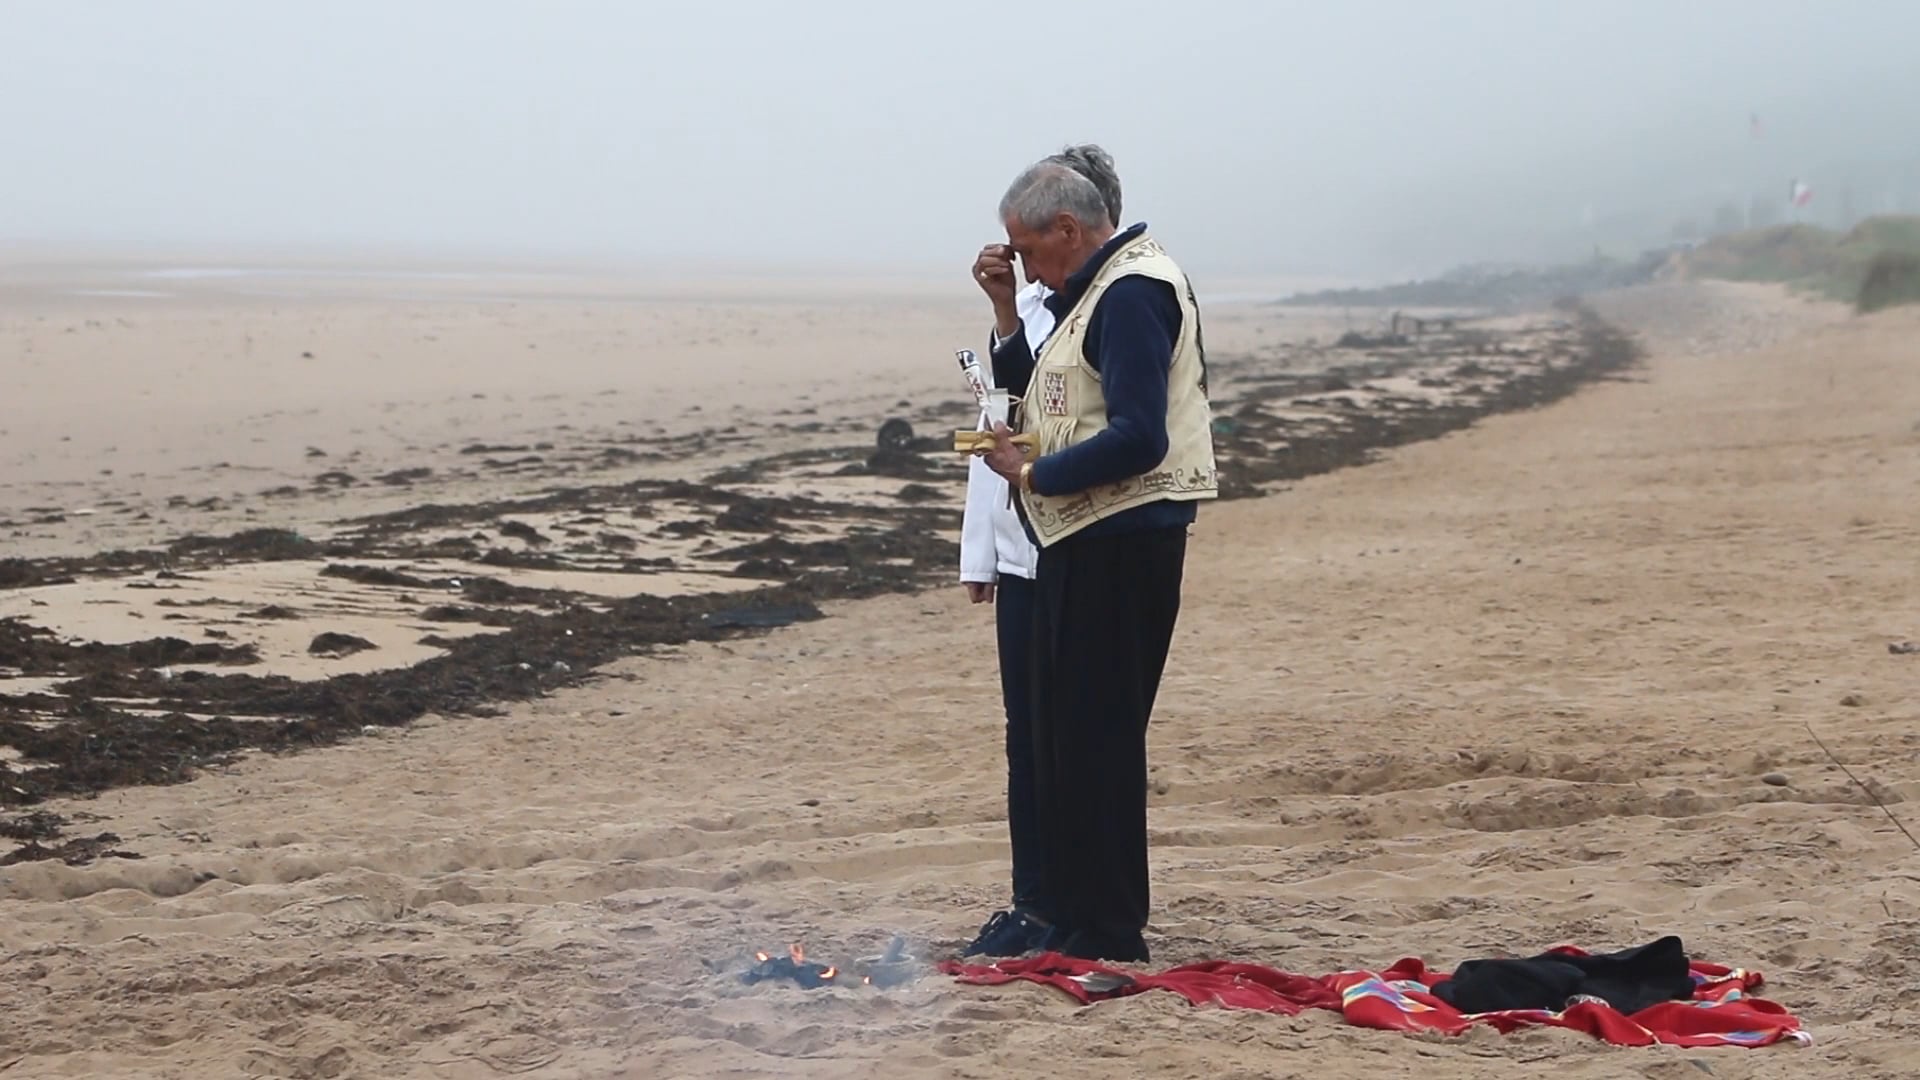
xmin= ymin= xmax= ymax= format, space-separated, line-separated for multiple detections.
xmin=1 ymin=260 xmax=1355 ymax=308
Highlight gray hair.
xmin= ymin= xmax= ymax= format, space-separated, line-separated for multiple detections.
xmin=1048 ymin=144 xmax=1122 ymax=224
xmin=999 ymin=159 xmax=1112 ymax=232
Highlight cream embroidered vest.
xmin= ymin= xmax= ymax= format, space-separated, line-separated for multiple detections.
xmin=1017 ymin=232 xmax=1218 ymax=545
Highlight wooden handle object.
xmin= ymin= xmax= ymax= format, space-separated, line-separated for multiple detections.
xmin=953 ymin=430 xmax=1039 ymax=460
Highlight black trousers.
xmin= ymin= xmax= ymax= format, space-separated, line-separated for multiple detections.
xmin=1030 ymin=524 xmax=1187 ymax=961
xmin=993 ymin=574 xmax=1045 ymax=915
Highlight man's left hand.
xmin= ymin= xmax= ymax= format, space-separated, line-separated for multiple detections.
xmin=981 ymin=422 xmax=1029 ymax=487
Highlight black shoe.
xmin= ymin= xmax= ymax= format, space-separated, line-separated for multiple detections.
xmin=1058 ymin=929 xmax=1150 ymax=965
xmin=961 ymin=909 xmax=1058 ymax=958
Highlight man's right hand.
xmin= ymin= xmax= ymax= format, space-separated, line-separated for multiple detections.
xmin=972 ymin=244 xmax=1017 ymax=305
xmin=966 ymin=582 xmax=996 ymax=605
xmin=972 ymin=244 xmax=1021 ymax=340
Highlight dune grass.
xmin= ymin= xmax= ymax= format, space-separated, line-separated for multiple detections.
xmin=1855 ymin=250 xmax=1920 ymax=313
xmin=1682 ymin=215 xmax=1920 ymax=312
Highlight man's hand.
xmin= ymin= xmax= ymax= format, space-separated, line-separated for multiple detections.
xmin=972 ymin=243 xmax=1017 ymax=304
xmin=972 ymin=244 xmax=1021 ymax=339
xmin=965 ymin=582 xmax=996 ymax=605
xmin=982 ymin=421 xmax=1030 ymax=486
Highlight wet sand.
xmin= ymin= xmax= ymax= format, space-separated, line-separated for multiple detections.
xmin=1 ymin=271 xmax=1618 ymax=823
xmin=4 ymin=270 xmax=1919 ymax=1078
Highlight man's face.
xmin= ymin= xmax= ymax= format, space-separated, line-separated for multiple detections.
xmin=1004 ymin=213 xmax=1082 ymax=291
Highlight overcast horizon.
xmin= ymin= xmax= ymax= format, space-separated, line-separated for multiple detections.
xmin=4 ymin=0 xmax=1918 ymax=282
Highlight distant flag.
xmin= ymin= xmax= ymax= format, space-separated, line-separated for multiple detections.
xmin=1789 ymin=178 xmax=1813 ymax=207
xmin=1749 ymin=112 xmax=1764 ymax=139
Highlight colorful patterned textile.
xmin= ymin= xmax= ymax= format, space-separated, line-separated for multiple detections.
xmin=939 ymin=945 xmax=1809 ymax=1049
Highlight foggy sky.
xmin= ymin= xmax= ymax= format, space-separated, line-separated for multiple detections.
xmin=4 ymin=0 xmax=1917 ymax=280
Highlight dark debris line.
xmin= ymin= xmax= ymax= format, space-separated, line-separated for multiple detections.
xmin=0 ymin=301 xmax=1641 ymax=860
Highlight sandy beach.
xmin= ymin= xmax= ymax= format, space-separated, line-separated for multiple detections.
xmin=0 ymin=264 xmax=1332 ymax=562
xmin=4 ymin=268 xmax=1920 ymax=1079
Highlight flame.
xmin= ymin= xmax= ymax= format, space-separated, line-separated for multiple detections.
xmin=755 ymin=951 xmax=771 ymax=963
xmin=789 ymin=943 xmax=805 ymax=965
xmin=863 ymin=975 xmax=872 ymax=986
xmin=821 ymin=966 xmax=837 ymax=980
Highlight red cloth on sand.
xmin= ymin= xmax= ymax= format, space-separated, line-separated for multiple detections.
xmin=942 ymin=953 xmax=1341 ymax=1015
xmin=939 ymin=947 xmax=1808 ymax=1049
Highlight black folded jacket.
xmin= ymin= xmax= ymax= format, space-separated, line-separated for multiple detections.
xmin=1430 ymin=935 xmax=1696 ymax=1015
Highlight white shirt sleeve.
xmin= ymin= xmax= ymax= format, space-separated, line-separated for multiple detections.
xmin=958 ymin=453 xmax=1002 ymax=584
xmin=991 ymin=282 xmax=1054 ymax=354
xmin=963 ymin=282 xmax=1049 ymax=583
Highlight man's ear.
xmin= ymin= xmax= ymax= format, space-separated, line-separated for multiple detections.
xmin=1055 ymin=212 xmax=1079 ymax=245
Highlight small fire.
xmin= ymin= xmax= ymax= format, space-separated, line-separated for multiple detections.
xmin=739 ymin=936 xmax=916 ymax=990
xmin=737 ymin=933 xmax=918 ymax=992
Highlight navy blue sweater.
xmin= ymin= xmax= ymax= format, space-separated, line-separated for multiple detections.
xmin=991 ymin=223 xmax=1198 ymax=542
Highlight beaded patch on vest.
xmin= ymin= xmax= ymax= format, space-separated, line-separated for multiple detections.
xmin=1041 ymin=371 xmax=1068 ymax=415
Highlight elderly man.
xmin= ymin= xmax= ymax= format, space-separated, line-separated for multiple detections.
xmin=973 ymin=151 xmax=1217 ymax=963
xmin=959 ymin=146 xmax=1125 ymax=960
